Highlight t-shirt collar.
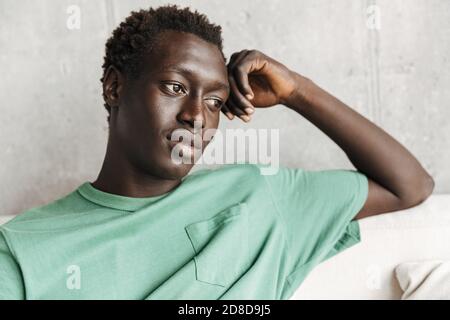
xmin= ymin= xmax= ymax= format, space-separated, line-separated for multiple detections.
xmin=77 ymin=182 xmax=172 ymax=212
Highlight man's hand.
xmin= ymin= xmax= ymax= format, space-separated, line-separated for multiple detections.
xmin=223 ymin=49 xmax=300 ymax=122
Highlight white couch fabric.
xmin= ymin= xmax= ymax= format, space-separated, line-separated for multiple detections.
xmin=395 ymin=260 xmax=450 ymax=300
xmin=291 ymin=194 xmax=450 ymax=299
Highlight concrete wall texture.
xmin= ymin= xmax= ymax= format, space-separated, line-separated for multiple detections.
xmin=1 ymin=0 xmax=449 ymax=216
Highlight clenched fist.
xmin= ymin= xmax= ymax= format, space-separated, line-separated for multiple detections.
xmin=223 ymin=49 xmax=302 ymax=122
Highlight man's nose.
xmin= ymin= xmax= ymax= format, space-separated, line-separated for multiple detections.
xmin=177 ymin=96 xmax=205 ymax=131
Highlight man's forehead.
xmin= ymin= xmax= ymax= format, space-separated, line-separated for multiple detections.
xmin=142 ymin=31 xmax=228 ymax=87
xmin=153 ymin=31 xmax=225 ymax=65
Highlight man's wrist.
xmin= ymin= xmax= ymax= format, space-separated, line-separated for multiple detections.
xmin=282 ymin=72 xmax=314 ymax=113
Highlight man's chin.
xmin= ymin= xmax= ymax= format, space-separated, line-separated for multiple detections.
xmin=161 ymin=160 xmax=196 ymax=180
xmin=155 ymin=144 xmax=203 ymax=179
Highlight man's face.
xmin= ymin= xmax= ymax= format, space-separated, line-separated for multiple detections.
xmin=112 ymin=30 xmax=229 ymax=180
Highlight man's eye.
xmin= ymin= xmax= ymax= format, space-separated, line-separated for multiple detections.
xmin=164 ymin=83 xmax=186 ymax=94
xmin=207 ymin=99 xmax=224 ymax=109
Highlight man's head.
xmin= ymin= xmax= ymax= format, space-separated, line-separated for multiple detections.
xmin=101 ymin=5 xmax=230 ymax=180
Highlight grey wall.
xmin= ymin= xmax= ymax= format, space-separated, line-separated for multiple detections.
xmin=1 ymin=0 xmax=449 ymax=216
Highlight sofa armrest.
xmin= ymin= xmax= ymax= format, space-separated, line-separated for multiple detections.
xmin=291 ymin=194 xmax=450 ymax=300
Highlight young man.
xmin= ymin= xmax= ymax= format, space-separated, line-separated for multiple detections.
xmin=0 ymin=5 xmax=434 ymax=300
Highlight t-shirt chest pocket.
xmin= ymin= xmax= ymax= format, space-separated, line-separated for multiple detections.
xmin=184 ymin=202 xmax=251 ymax=288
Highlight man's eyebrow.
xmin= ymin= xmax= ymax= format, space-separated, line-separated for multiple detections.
xmin=159 ymin=65 xmax=230 ymax=92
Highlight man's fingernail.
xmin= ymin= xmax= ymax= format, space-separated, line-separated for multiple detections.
xmin=245 ymin=108 xmax=254 ymax=114
xmin=245 ymin=94 xmax=253 ymax=100
xmin=241 ymin=115 xmax=250 ymax=122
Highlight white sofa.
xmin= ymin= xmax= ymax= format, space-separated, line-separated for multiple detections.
xmin=1 ymin=194 xmax=449 ymax=299
xmin=291 ymin=194 xmax=450 ymax=299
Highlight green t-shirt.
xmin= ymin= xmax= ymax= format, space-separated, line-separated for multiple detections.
xmin=0 ymin=163 xmax=368 ymax=300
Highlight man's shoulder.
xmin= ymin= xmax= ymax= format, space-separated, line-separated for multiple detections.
xmin=0 ymin=185 xmax=85 ymax=231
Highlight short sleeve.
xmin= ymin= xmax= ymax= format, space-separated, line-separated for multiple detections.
xmin=261 ymin=165 xmax=369 ymax=278
xmin=0 ymin=229 xmax=25 ymax=300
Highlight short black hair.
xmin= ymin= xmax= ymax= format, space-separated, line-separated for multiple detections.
xmin=101 ymin=4 xmax=226 ymax=122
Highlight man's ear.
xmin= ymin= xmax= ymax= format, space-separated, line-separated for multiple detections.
xmin=103 ymin=65 xmax=124 ymax=108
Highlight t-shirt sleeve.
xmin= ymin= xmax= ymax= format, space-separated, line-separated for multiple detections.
xmin=0 ymin=229 xmax=25 ymax=300
xmin=261 ymin=165 xmax=369 ymax=288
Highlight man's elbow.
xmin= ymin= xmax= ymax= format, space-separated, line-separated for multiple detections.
xmin=418 ymin=174 xmax=435 ymax=202
xmin=400 ymin=174 xmax=435 ymax=208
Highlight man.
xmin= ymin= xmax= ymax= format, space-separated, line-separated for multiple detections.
xmin=0 ymin=5 xmax=434 ymax=299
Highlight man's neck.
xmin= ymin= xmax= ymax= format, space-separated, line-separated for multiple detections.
xmin=91 ymin=140 xmax=183 ymax=198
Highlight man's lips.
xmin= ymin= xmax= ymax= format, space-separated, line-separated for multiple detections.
xmin=166 ymin=130 xmax=203 ymax=161
xmin=166 ymin=131 xmax=203 ymax=150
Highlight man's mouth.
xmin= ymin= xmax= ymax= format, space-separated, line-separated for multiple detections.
xmin=166 ymin=130 xmax=203 ymax=160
